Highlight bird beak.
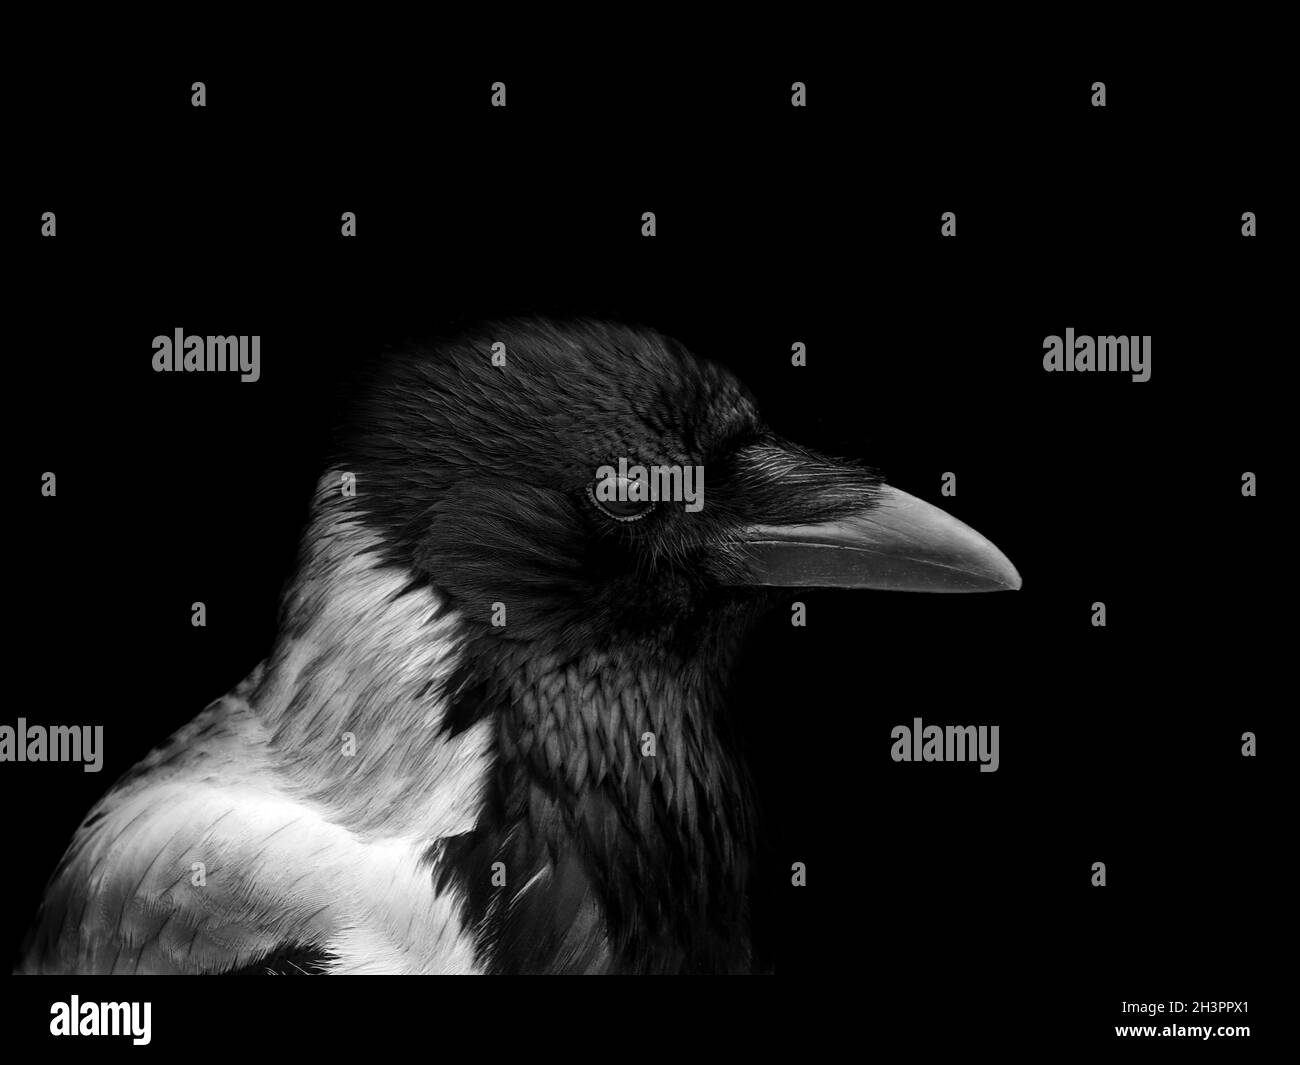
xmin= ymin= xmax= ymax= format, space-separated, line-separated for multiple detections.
xmin=733 ymin=485 xmax=1022 ymax=593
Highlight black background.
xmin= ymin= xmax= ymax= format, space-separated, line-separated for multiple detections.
xmin=7 ymin=46 xmax=1280 ymax=1052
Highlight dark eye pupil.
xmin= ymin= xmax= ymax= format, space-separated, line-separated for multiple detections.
xmin=602 ymin=497 xmax=651 ymax=517
xmin=587 ymin=479 xmax=655 ymax=523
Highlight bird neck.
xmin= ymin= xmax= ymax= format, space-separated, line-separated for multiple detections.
xmin=256 ymin=486 xmax=759 ymax=971
xmin=252 ymin=498 xmax=498 ymax=841
xmin=433 ymin=631 xmax=758 ymax=973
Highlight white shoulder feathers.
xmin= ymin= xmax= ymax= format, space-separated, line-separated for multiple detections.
xmin=21 ymin=479 xmax=494 ymax=974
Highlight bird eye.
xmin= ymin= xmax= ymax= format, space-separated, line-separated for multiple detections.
xmin=587 ymin=478 xmax=656 ymax=523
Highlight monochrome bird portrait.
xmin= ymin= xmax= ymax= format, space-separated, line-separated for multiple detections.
xmin=19 ymin=318 xmax=1021 ymax=975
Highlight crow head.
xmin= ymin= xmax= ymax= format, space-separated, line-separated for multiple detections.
xmin=335 ymin=317 xmax=1019 ymax=660
xmin=278 ymin=317 xmax=1019 ymax=973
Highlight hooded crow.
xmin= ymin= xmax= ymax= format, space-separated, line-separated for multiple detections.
xmin=19 ymin=318 xmax=1020 ymax=975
